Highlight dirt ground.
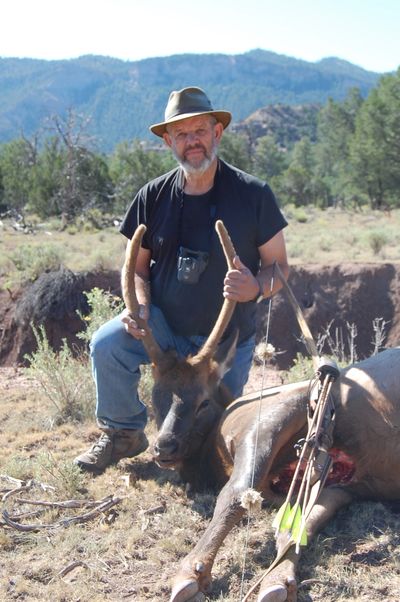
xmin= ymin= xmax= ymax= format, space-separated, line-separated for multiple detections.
xmin=1 ymin=364 xmax=400 ymax=602
xmin=1 ymin=263 xmax=400 ymax=601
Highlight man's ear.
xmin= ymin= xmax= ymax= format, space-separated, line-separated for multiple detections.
xmin=212 ymin=328 xmax=239 ymax=380
xmin=163 ymin=132 xmax=172 ymax=148
xmin=214 ymin=121 xmax=224 ymax=143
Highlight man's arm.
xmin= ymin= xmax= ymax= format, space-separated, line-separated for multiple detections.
xmin=223 ymin=230 xmax=289 ymax=302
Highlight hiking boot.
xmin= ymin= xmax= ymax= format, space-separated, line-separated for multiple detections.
xmin=111 ymin=429 xmax=149 ymax=463
xmin=74 ymin=429 xmax=148 ymax=472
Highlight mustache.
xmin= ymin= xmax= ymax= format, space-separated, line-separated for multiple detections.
xmin=184 ymin=142 xmax=207 ymax=153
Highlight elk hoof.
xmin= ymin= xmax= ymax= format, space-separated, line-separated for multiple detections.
xmin=170 ymin=578 xmax=200 ymax=602
xmin=258 ymin=577 xmax=297 ymax=602
xmin=257 ymin=584 xmax=288 ymax=602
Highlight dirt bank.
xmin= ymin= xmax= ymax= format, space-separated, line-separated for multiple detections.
xmin=1 ymin=264 xmax=399 ymax=368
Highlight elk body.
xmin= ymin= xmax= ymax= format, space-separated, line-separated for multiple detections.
xmin=123 ymin=224 xmax=400 ymax=602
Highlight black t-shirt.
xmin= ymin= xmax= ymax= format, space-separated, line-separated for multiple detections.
xmin=120 ymin=159 xmax=287 ymax=341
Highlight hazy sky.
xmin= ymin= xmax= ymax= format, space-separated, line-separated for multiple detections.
xmin=2 ymin=0 xmax=399 ymax=73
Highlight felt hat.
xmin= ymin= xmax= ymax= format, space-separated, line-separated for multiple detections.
xmin=149 ymin=86 xmax=232 ymax=137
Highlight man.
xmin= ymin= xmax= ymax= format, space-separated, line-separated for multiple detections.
xmin=75 ymin=86 xmax=289 ymax=472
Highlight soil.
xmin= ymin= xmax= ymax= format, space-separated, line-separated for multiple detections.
xmin=1 ymin=265 xmax=400 ymax=602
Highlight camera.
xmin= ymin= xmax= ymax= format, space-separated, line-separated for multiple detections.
xmin=177 ymin=246 xmax=209 ymax=284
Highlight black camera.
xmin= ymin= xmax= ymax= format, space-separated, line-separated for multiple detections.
xmin=177 ymin=246 xmax=209 ymax=284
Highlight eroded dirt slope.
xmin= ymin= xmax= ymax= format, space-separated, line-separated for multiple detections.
xmin=1 ymin=263 xmax=399 ymax=368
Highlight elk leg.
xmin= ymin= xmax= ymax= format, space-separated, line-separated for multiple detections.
xmin=170 ymin=478 xmax=249 ymax=601
xmin=257 ymin=486 xmax=353 ymax=602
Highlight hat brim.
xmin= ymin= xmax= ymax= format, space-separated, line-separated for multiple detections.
xmin=149 ymin=110 xmax=232 ymax=137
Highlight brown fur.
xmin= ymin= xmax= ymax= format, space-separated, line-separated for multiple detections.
xmin=170 ymin=348 xmax=400 ymax=602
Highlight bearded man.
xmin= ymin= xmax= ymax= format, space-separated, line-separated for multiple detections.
xmin=75 ymin=86 xmax=289 ymax=472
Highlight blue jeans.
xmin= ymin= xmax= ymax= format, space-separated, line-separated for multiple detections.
xmin=90 ymin=305 xmax=255 ymax=430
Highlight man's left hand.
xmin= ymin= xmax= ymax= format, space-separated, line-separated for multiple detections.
xmin=223 ymin=256 xmax=260 ymax=302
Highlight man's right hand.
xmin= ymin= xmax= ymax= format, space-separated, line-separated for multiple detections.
xmin=121 ymin=306 xmax=149 ymax=339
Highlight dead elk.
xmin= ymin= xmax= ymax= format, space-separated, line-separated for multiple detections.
xmin=123 ymin=225 xmax=400 ymax=602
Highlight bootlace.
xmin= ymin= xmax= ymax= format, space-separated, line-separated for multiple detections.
xmin=91 ymin=433 xmax=112 ymax=453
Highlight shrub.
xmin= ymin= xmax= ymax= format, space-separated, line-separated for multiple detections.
xmin=368 ymin=230 xmax=389 ymax=255
xmin=7 ymin=243 xmax=62 ymax=285
xmin=25 ymin=325 xmax=95 ymax=424
xmin=25 ymin=288 xmax=154 ymax=424
xmin=77 ymin=287 xmax=124 ymax=345
xmin=283 ymin=352 xmax=315 ymax=383
xmin=34 ymin=451 xmax=87 ymax=497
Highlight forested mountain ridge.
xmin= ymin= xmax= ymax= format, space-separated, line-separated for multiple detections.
xmin=0 ymin=49 xmax=382 ymax=151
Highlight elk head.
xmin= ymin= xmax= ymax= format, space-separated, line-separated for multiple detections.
xmin=122 ymin=221 xmax=238 ymax=470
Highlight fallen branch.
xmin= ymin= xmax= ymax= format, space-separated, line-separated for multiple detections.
xmin=14 ymin=496 xmax=112 ymax=509
xmin=2 ymin=495 xmax=123 ymax=532
xmin=0 ymin=508 xmax=45 ymax=526
xmin=57 ymin=560 xmax=91 ymax=578
xmin=1 ymin=476 xmax=55 ymax=502
xmin=1 ymin=510 xmax=51 ymax=532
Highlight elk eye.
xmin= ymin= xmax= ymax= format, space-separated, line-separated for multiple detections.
xmin=196 ymin=399 xmax=210 ymax=414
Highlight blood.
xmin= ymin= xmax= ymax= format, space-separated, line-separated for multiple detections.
xmin=271 ymin=448 xmax=356 ymax=495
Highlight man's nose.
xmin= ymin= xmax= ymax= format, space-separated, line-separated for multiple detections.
xmin=185 ymin=132 xmax=200 ymax=143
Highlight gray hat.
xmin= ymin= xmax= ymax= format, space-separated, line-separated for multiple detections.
xmin=149 ymin=86 xmax=232 ymax=137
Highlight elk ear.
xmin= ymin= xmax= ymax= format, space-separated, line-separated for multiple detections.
xmin=212 ymin=327 xmax=239 ymax=380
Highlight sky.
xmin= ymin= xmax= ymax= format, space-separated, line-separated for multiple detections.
xmin=2 ymin=0 xmax=399 ymax=73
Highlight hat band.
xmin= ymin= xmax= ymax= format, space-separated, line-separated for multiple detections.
xmin=167 ymin=104 xmax=213 ymax=120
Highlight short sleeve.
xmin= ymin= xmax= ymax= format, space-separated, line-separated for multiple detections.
xmin=256 ymin=183 xmax=288 ymax=247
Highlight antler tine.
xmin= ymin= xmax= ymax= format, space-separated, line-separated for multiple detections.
xmin=122 ymin=224 xmax=163 ymax=363
xmin=194 ymin=220 xmax=237 ymax=362
xmin=216 ymin=219 xmax=236 ymax=271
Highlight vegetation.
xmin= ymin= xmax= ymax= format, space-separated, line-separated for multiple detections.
xmin=1 ymin=315 xmax=399 ymax=600
xmin=0 ymin=68 xmax=399 ymax=226
xmin=1 ymin=207 xmax=400 ymax=291
xmin=0 ymin=57 xmax=399 ymax=602
xmin=0 ymin=51 xmax=381 ymax=149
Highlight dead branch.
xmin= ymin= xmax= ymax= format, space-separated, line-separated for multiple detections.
xmin=57 ymin=560 xmax=91 ymax=578
xmin=14 ymin=496 xmax=113 ymax=509
xmin=0 ymin=508 xmax=45 ymax=526
xmin=1 ymin=476 xmax=56 ymax=502
xmin=1 ymin=495 xmax=123 ymax=532
xmin=1 ymin=510 xmax=50 ymax=532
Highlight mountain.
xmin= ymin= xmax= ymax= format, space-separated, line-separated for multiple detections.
xmin=232 ymin=103 xmax=321 ymax=148
xmin=0 ymin=49 xmax=382 ymax=152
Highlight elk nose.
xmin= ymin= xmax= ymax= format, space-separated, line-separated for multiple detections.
xmin=154 ymin=436 xmax=179 ymax=458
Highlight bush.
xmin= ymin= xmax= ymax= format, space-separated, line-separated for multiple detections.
xmin=367 ymin=230 xmax=389 ymax=255
xmin=7 ymin=243 xmax=62 ymax=285
xmin=77 ymin=287 xmax=124 ymax=345
xmin=25 ymin=288 xmax=154 ymax=425
xmin=283 ymin=353 xmax=315 ymax=383
xmin=25 ymin=325 xmax=95 ymax=424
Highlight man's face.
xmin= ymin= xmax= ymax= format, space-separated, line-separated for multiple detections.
xmin=163 ymin=115 xmax=223 ymax=175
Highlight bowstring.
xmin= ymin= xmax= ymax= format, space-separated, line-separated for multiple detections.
xmin=238 ymin=263 xmax=276 ymax=601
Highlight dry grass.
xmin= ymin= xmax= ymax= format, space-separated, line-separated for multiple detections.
xmin=1 ymin=368 xmax=400 ymax=602
xmin=284 ymin=206 xmax=400 ymax=264
xmin=1 ymin=208 xmax=400 ymax=287
xmin=1 ymin=207 xmax=400 ymax=600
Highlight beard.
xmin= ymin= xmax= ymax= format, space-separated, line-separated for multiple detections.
xmin=172 ymin=140 xmax=218 ymax=176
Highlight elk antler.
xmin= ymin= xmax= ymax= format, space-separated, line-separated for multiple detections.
xmin=193 ymin=220 xmax=237 ymax=363
xmin=121 ymin=224 xmax=164 ymax=363
xmin=122 ymin=220 xmax=237 ymax=365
